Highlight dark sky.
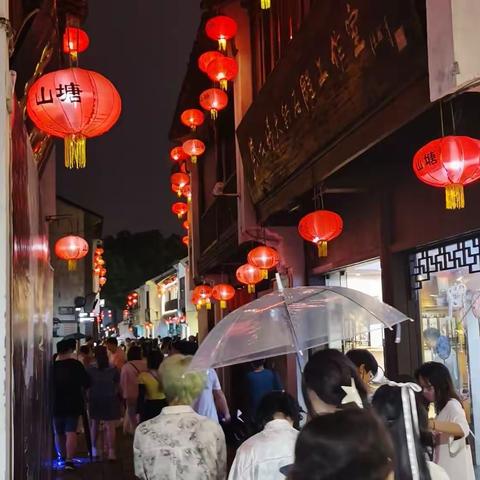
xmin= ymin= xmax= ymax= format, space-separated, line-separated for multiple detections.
xmin=57 ymin=0 xmax=201 ymax=237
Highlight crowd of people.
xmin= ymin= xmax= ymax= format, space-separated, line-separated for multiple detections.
xmin=52 ymin=336 xmax=475 ymax=479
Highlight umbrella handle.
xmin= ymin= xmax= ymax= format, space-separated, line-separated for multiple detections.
xmin=395 ymin=323 xmax=402 ymax=344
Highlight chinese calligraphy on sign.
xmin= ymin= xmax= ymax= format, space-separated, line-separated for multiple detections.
xmin=236 ymin=0 xmax=426 ymax=205
xmin=35 ymin=82 xmax=83 ymax=106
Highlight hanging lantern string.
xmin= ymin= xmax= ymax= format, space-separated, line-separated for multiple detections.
xmin=449 ymin=100 xmax=456 ymax=135
xmin=439 ymin=101 xmax=445 ymax=137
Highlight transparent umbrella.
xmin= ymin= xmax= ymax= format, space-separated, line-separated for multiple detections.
xmin=190 ymin=286 xmax=412 ymax=371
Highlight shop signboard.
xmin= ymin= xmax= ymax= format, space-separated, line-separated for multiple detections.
xmin=237 ymin=0 xmax=427 ymax=205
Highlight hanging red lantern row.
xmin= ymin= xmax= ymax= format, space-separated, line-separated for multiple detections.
xmin=27 ymin=67 xmax=121 ymax=169
xmin=298 ymin=210 xmax=343 ymax=257
xmin=170 ymin=146 xmax=189 ymax=163
xmin=207 ymin=56 xmax=238 ymax=91
xmin=247 ymin=245 xmax=280 ymax=279
xmin=93 ymin=246 xmax=107 ymax=288
xmin=193 ymin=285 xmax=213 ymax=309
xmin=171 ymin=172 xmax=190 ymax=197
xmin=181 ymin=109 xmax=205 ymax=131
xmin=183 ymin=138 xmax=205 ymax=164
xmin=198 ymin=50 xmax=224 ymax=73
xmin=413 ymin=136 xmax=480 ymax=210
xmin=182 ymin=235 xmax=189 ymax=246
xmin=200 ymin=88 xmax=228 ymax=120
xmin=63 ymin=27 xmax=90 ymax=60
xmin=236 ymin=264 xmax=263 ymax=293
xmin=212 ymin=283 xmax=235 ymax=309
xmin=55 ymin=235 xmax=89 ymax=271
xmin=183 ymin=220 xmax=190 ymax=230
xmin=172 ymin=202 xmax=188 ymax=219
xmin=205 ymin=15 xmax=238 ymax=51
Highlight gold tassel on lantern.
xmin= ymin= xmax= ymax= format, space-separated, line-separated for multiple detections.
xmin=68 ymin=259 xmax=77 ymax=271
xmin=191 ymin=155 xmax=197 ymax=164
xmin=445 ymin=184 xmax=465 ymax=210
xmin=64 ymin=134 xmax=86 ymax=169
xmin=206 ymin=300 xmax=212 ymax=310
xmin=220 ymin=300 xmax=227 ymax=309
xmin=248 ymin=284 xmax=255 ymax=294
xmin=317 ymin=241 xmax=328 ymax=257
xmin=210 ymin=109 xmax=218 ymax=120
xmin=261 ymin=0 xmax=271 ymax=9
xmin=218 ymin=39 xmax=227 ymax=51
xmin=220 ymin=79 xmax=228 ymax=91
xmin=261 ymin=269 xmax=268 ymax=280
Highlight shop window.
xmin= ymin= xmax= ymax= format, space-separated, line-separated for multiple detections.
xmin=324 ymin=259 xmax=384 ymax=371
xmin=411 ymin=237 xmax=480 ymax=463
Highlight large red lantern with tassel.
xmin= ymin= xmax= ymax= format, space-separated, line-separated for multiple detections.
xmin=170 ymin=146 xmax=189 ymax=162
xmin=171 ymin=173 xmax=190 ymax=197
xmin=63 ymin=27 xmax=90 ymax=60
xmin=198 ymin=51 xmax=224 ymax=73
xmin=207 ymin=56 xmax=238 ymax=90
xmin=413 ymin=136 xmax=480 ymax=210
xmin=212 ymin=283 xmax=235 ymax=309
xmin=55 ymin=235 xmax=89 ymax=271
xmin=298 ymin=210 xmax=343 ymax=257
xmin=205 ymin=15 xmax=238 ymax=51
xmin=200 ymin=88 xmax=228 ymax=120
xmin=27 ymin=68 xmax=121 ymax=169
xmin=172 ymin=202 xmax=188 ymax=219
xmin=247 ymin=245 xmax=280 ymax=279
xmin=236 ymin=264 xmax=263 ymax=293
xmin=182 ymin=139 xmax=205 ymax=164
xmin=181 ymin=109 xmax=205 ymax=131
xmin=193 ymin=285 xmax=213 ymax=309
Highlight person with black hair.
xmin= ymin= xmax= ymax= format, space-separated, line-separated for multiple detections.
xmin=78 ymin=345 xmax=93 ymax=368
xmin=302 ymin=349 xmax=368 ymax=416
xmin=138 ymin=350 xmax=167 ymax=422
xmin=416 ymin=362 xmax=474 ymax=479
xmin=87 ymin=346 xmax=121 ymax=461
xmin=346 ymin=348 xmax=379 ymax=387
xmin=52 ymin=340 xmax=90 ymax=471
xmin=229 ymin=391 xmax=300 ymax=480
xmin=106 ymin=337 xmax=126 ymax=370
xmin=372 ymin=384 xmax=448 ymax=480
xmin=289 ymin=409 xmax=394 ymax=480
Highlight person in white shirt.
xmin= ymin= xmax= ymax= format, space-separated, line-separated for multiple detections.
xmin=133 ymin=354 xmax=227 ymax=480
xmin=228 ymin=391 xmax=300 ymax=480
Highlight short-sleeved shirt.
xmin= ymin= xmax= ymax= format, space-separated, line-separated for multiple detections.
xmin=138 ymin=371 xmax=166 ymax=401
xmin=53 ymin=358 xmax=90 ymax=417
xmin=108 ymin=348 xmax=126 ymax=370
xmin=246 ymin=369 xmax=282 ymax=417
xmin=193 ymin=369 xmax=221 ymax=422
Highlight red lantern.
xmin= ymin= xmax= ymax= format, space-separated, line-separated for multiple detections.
xmin=207 ymin=56 xmax=238 ymax=90
xmin=298 ymin=210 xmax=343 ymax=257
xmin=183 ymin=220 xmax=190 ymax=230
xmin=205 ymin=15 xmax=238 ymax=51
xmin=27 ymin=68 xmax=121 ymax=169
xmin=54 ymin=235 xmax=89 ymax=271
xmin=181 ymin=109 xmax=205 ymax=131
xmin=200 ymin=88 xmax=228 ymax=120
xmin=413 ymin=136 xmax=480 ymax=210
xmin=182 ymin=235 xmax=189 ymax=246
xmin=63 ymin=27 xmax=90 ymax=59
xmin=94 ymin=247 xmax=104 ymax=256
xmin=172 ymin=202 xmax=188 ymax=219
xmin=212 ymin=283 xmax=235 ymax=309
xmin=247 ymin=245 xmax=280 ymax=279
xmin=170 ymin=146 xmax=189 ymax=162
xmin=99 ymin=276 xmax=107 ymax=287
xmin=182 ymin=184 xmax=192 ymax=202
xmin=193 ymin=285 xmax=213 ymax=309
xmin=236 ymin=264 xmax=263 ymax=293
xmin=182 ymin=139 xmax=205 ymax=164
xmin=171 ymin=173 xmax=190 ymax=197
xmin=100 ymin=268 xmax=107 ymax=276
xmin=198 ymin=51 xmax=224 ymax=73
xmin=171 ymin=184 xmax=182 ymax=195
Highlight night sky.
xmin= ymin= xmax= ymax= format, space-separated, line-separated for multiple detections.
xmin=57 ymin=1 xmax=201 ymax=236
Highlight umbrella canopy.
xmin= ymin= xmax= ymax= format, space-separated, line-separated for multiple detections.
xmin=190 ymin=286 xmax=411 ymax=371
xmin=63 ymin=332 xmax=86 ymax=341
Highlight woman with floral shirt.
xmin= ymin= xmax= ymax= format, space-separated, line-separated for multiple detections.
xmin=133 ymin=354 xmax=227 ymax=480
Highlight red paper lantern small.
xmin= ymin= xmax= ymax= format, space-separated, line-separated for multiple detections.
xmin=193 ymin=285 xmax=213 ymax=309
xmin=247 ymin=245 xmax=280 ymax=279
xmin=27 ymin=68 xmax=121 ymax=169
xmin=198 ymin=51 xmax=224 ymax=73
xmin=182 ymin=184 xmax=192 ymax=202
xmin=200 ymin=88 xmax=228 ymax=120
xmin=182 ymin=139 xmax=205 ymax=164
xmin=171 ymin=172 xmax=190 ymax=197
xmin=94 ymin=247 xmax=104 ymax=256
xmin=183 ymin=220 xmax=190 ymax=230
xmin=205 ymin=15 xmax=238 ymax=51
xmin=182 ymin=235 xmax=189 ymax=246
xmin=63 ymin=27 xmax=90 ymax=59
xmin=170 ymin=146 xmax=189 ymax=162
xmin=413 ymin=136 xmax=480 ymax=210
xmin=207 ymin=56 xmax=238 ymax=90
xmin=172 ymin=202 xmax=188 ymax=219
xmin=212 ymin=283 xmax=235 ymax=309
xmin=236 ymin=264 xmax=263 ymax=293
xmin=298 ymin=210 xmax=343 ymax=257
xmin=172 ymin=184 xmax=182 ymax=195
xmin=181 ymin=109 xmax=205 ymax=131
xmin=54 ymin=235 xmax=89 ymax=271
xmin=99 ymin=276 xmax=107 ymax=287
xmin=100 ymin=268 xmax=107 ymax=277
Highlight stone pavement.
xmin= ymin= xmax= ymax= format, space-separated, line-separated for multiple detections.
xmin=53 ymin=429 xmax=136 ymax=480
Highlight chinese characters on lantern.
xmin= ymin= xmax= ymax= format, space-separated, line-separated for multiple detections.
xmin=35 ymin=82 xmax=83 ymax=105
